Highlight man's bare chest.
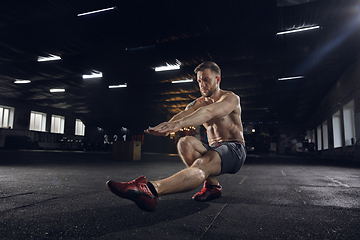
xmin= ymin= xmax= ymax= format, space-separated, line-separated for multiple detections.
xmin=203 ymin=115 xmax=230 ymax=129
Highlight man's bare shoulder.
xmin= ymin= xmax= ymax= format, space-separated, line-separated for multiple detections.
xmin=185 ymin=96 xmax=206 ymax=110
xmin=219 ymin=90 xmax=239 ymax=101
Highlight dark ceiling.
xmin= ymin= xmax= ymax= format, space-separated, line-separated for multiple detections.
xmin=1 ymin=0 xmax=360 ymax=129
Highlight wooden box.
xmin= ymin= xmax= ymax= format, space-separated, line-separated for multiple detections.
xmin=112 ymin=141 xmax=141 ymax=161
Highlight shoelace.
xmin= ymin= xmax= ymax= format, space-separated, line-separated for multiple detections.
xmin=128 ymin=179 xmax=139 ymax=184
xmin=126 ymin=177 xmax=145 ymax=185
xmin=199 ymin=185 xmax=218 ymax=194
xmin=199 ymin=187 xmax=209 ymax=194
xmin=138 ymin=183 xmax=149 ymax=193
xmin=126 ymin=178 xmax=148 ymax=192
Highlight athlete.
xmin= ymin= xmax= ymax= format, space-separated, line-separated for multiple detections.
xmin=106 ymin=61 xmax=246 ymax=211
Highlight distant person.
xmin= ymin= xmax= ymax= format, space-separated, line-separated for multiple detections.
xmin=106 ymin=61 xmax=246 ymax=211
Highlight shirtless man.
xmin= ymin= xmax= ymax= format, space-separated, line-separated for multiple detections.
xmin=106 ymin=61 xmax=246 ymax=212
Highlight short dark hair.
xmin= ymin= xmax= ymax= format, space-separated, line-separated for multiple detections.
xmin=194 ymin=61 xmax=221 ymax=76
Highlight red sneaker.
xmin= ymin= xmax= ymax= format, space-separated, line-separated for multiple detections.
xmin=192 ymin=181 xmax=222 ymax=202
xmin=106 ymin=176 xmax=157 ymax=212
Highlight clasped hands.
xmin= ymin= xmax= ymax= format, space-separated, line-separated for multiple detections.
xmin=144 ymin=121 xmax=181 ymax=136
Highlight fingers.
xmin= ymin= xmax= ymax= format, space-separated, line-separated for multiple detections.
xmin=145 ymin=121 xmax=179 ymax=136
xmin=148 ymin=122 xmax=170 ymax=133
xmin=144 ymin=128 xmax=169 ymax=136
xmin=153 ymin=123 xmax=168 ymax=132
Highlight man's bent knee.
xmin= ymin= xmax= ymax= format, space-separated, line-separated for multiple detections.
xmin=177 ymin=136 xmax=197 ymax=151
xmin=177 ymin=136 xmax=200 ymax=164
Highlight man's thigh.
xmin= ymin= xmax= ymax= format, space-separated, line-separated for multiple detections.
xmin=179 ymin=136 xmax=209 ymax=157
xmin=212 ymin=142 xmax=246 ymax=175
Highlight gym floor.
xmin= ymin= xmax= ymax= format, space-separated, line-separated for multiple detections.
xmin=1 ymin=151 xmax=359 ymax=240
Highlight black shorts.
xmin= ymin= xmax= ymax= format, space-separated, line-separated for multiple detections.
xmin=202 ymin=141 xmax=246 ymax=175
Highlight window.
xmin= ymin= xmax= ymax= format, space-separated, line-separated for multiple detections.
xmin=0 ymin=107 xmax=9 ymax=127
xmin=30 ymin=111 xmax=46 ymax=131
xmin=75 ymin=119 xmax=85 ymax=136
xmin=0 ymin=105 xmax=14 ymax=129
xmin=322 ymin=121 xmax=328 ymax=150
xmin=51 ymin=115 xmax=65 ymax=134
xmin=317 ymin=125 xmax=322 ymax=151
xmin=343 ymin=100 xmax=356 ymax=146
xmin=332 ymin=111 xmax=342 ymax=148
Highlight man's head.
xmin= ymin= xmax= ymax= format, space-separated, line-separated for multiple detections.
xmin=194 ymin=61 xmax=221 ymax=97
xmin=194 ymin=61 xmax=221 ymax=77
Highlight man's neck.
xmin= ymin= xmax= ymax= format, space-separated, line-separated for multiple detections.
xmin=205 ymin=88 xmax=221 ymax=103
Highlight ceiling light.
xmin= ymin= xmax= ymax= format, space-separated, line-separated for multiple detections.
xmin=77 ymin=6 xmax=116 ymax=17
xmin=155 ymin=59 xmax=181 ymax=72
xmin=82 ymin=71 xmax=103 ymax=79
xmin=14 ymin=79 xmax=31 ymax=84
xmin=278 ymin=76 xmax=305 ymax=81
xmin=50 ymin=89 xmax=65 ymax=93
xmin=38 ymin=54 xmax=61 ymax=62
xmin=155 ymin=65 xmax=180 ymax=72
xmin=276 ymin=25 xmax=320 ymax=35
xmin=109 ymin=83 xmax=127 ymax=88
xmin=172 ymin=79 xmax=193 ymax=84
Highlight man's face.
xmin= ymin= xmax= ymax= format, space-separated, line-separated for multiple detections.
xmin=197 ymin=68 xmax=219 ymax=97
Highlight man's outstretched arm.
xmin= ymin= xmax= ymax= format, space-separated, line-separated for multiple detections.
xmin=168 ymin=99 xmax=197 ymax=122
xmin=144 ymin=99 xmax=198 ymax=136
xmin=147 ymin=93 xmax=239 ymax=136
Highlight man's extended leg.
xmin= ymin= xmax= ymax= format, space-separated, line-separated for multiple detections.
xmin=106 ymin=150 xmax=221 ymax=211
xmin=106 ymin=136 xmax=223 ymax=211
xmin=177 ymin=136 xmax=220 ymax=186
xmin=150 ymin=149 xmax=222 ymax=196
